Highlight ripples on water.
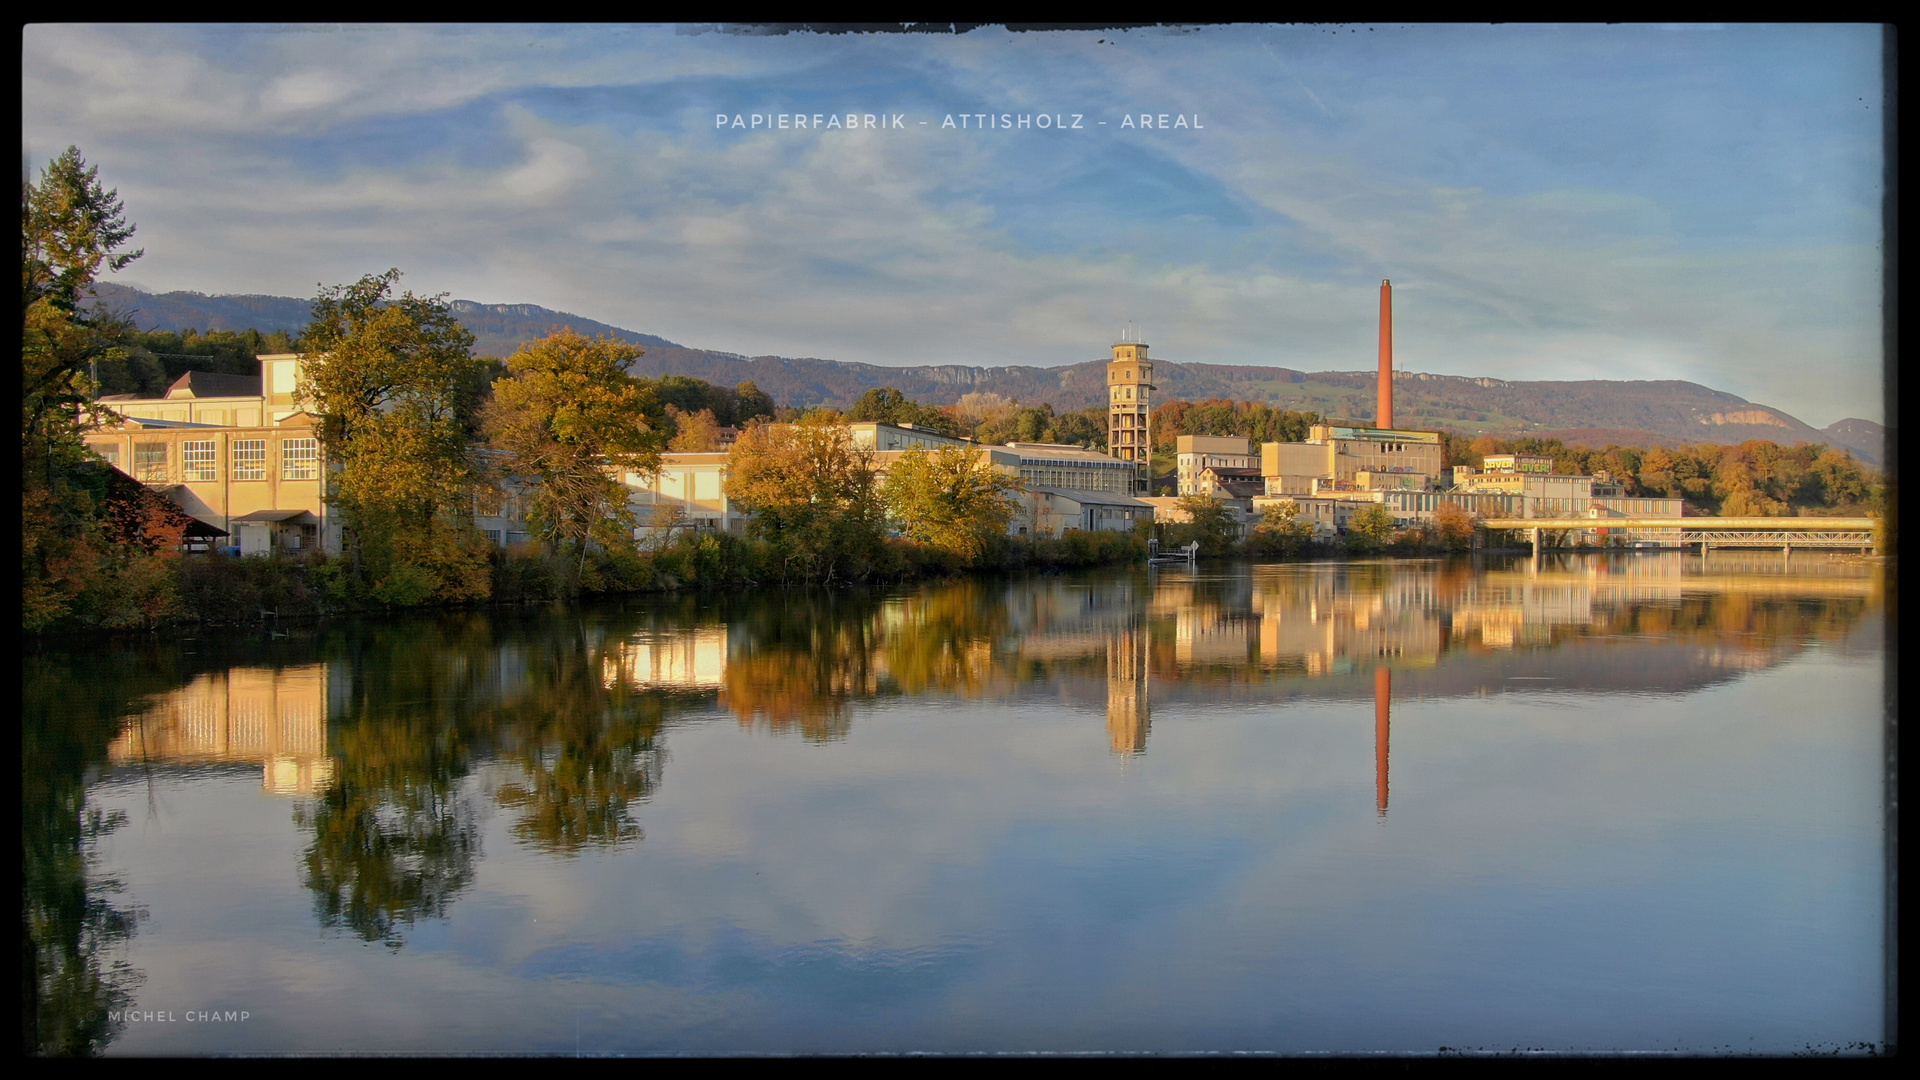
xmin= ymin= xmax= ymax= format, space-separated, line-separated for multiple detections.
xmin=23 ymin=553 xmax=1889 ymax=1055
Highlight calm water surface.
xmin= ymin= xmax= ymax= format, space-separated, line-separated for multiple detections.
xmin=24 ymin=553 xmax=1890 ymax=1055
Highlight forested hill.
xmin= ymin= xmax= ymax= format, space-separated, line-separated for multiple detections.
xmin=86 ymin=283 xmax=680 ymax=359
xmin=622 ymin=351 xmax=1879 ymax=463
xmin=83 ymin=283 xmax=1883 ymax=464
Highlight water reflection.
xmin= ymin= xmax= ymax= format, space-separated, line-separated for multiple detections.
xmin=26 ymin=552 xmax=1884 ymax=1050
xmin=23 ymin=648 xmax=183 ymax=1056
xmin=109 ymin=665 xmax=333 ymax=794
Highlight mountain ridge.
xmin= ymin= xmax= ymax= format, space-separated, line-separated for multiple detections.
xmin=83 ymin=283 xmax=1885 ymax=464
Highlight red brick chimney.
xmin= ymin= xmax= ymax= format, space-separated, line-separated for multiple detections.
xmin=1378 ymin=279 xmax=1393 ymax=430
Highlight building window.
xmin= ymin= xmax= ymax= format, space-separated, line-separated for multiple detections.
xmin=134 ymin=442 xmax=168 ymax=481
xmin=182 ymin=440 xmax=218 ymax=482
xmin=232 ymin=439 xmax=266 ymax=480
xmin=282 ymin=438 xmax=319 ymax=480
xmin=95 ymin=444 xmax=119 ymax=468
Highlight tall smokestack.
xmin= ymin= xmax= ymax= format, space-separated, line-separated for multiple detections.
xmin=1378 ymin=278 xmax=1393 ymax=430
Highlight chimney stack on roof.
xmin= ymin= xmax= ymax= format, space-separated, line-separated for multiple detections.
xmin=1378 ymin=279 xmax=1393 ymax=430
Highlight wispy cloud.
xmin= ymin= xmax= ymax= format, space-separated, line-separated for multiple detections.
xmin=21 ymin=23 xmax=1885 ymax=426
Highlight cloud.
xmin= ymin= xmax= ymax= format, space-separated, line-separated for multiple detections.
xmin=501 ymin=137 xmax=591 ymax=201
xmin=22 ymin=24 xmax=1885 ymax=427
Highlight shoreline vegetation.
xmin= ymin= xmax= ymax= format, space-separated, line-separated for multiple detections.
xmin=23 ymin=148 xmax=1890 ymax=637
xmin=27 ymin=524 xmax=1630 ymax=637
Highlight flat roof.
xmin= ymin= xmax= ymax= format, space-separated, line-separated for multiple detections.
xmin=1025 ymin=487 xmax=1153 ymax=507
xmin=1003 ymin=443 xmax=1130 ymax=463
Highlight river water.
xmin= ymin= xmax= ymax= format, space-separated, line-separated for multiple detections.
xmin=24 ymin=553 xmax=1890 ymax=1055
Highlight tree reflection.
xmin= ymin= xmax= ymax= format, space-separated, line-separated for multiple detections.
xmin=22 ymin=649 xmax=171 ymax=1056
xmin=879 ymin=581 xmax=1012 ymax=699
xmin=293 ymin=608 xmax=693 ymax=944
xmin=294 ymin=619 xmax=488 ymax=947
xmin=294 ymin=722 xmax=479 ymax=948
xmin=721 ymin=591 xmax=884 ymax=741
xmin=487 ymin=625 xmax=668 ymax=855
xmin=52 ymin=558 xmax=1877 ymax=970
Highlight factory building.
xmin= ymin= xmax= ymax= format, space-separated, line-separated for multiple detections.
xmin=85 ymin=352 xmax=534 ymax=555
xmin=1175 ymin=435 xmax=1259 ymax=496
xmin=627 ymin=426 xmax=1153 ymax=543
xmin=1236 ymin=279 xmax=1683 ymax=542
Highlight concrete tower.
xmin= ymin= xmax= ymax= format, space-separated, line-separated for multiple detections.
xmin=1107 ymin=337 xmax=1153 ymax=494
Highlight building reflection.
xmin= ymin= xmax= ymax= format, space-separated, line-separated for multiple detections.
xmin=1107 ymin=626 xmax=1150 ymax=754
xmin=108 ymin=664 xmax=333 ymax=794
xmin=602 ymin=628 xmax=729 ymax=691
xmin=48 ymin=555 xmax=1880 ymax=978
xmin=669 ymin=555 xmax=1877 ymax=769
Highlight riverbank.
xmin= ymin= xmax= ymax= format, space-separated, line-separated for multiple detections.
xmin=31 ymin=529 xmax=1152 ymax=633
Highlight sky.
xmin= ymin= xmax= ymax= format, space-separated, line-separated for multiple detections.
xmin=21 ymin=23 xmax=1888 ymax=427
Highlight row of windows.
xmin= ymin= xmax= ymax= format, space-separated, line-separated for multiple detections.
xmin=1021 ymin=467 xmax=1128 ymax=492
xmin=102 ymin=439 xmax=319 ymax=482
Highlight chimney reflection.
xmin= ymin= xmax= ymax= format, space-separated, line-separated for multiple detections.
xmin=108 ymin=664 xmax=333 ymax=794
xmin=1107 ymin=625 xmax=1150 ymax=754
xmin=1374 ymin=667 xmax=1390 ymax=817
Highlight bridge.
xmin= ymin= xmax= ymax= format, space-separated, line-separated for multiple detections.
xmin=1478 ymin=516 xmax=1878 ymax=555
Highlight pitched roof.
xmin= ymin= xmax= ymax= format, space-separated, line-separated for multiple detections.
xmin=165 ymin=371 xmax=263 ymax=399
xmin=103 ymin=466 xmax=229 ymax=547
xmin=230 ymin=509 xmax=319 ymax=525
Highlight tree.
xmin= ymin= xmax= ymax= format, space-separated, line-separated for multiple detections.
xmin=651 ymin=374 xmax=721 ymax=419
xmin=971 ymin=402 xmax=1105 ymax=448
xmin=1347 ymin=502 xmax=1397 ymax=550
xmin=666 ymin=405 xmax=723 ymax=452
xmin=298 ymin=269 xmax=492 ymax=604
xmin=1251 ymin=498 xmax=1314 ymax=557
xmin=1168 ymin=494 xmax=1240 ymax=557
xmin=848 ymin=386 xmax=967 ymax=438
xmin=1432 ymin=501 xmax=1478 ymax=551
xmin=732 ymin=381 xmax=776 ymax=425
xmin=482 ymin=331 xmax=669 ymax=565
xmin=882 ymin=445 xmax=1022 ymax=563
xmin=21 ymin=147 xmax=149 ymax=631
xmin=725 ymin=416 xmax=886 ymax=584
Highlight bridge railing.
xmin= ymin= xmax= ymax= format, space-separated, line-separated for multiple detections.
xmin=1474 ymin=516 xmax=1877 ymax=554
xmin=1476 ymin=517 xmax=1877 ymax=531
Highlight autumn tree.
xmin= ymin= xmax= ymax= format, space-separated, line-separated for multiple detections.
xmin=482 ymin=330 xmax=669 ymax=568
xmin=882 ymin=445 xmax=1022 ymax=564
xmin=1250 ymin=498 xmax=1314 ymax=557
xmin=1166 ymin=494 xmax=1241 ymax=557
xmin=298 ymin=269 xmax=492 ymax=605
xmin=1346 ymin=502 xmax=1397 ymax=551
xmin=1432 ymin=501 xmax=1478 ymax=551
xmin=665 ymin=405 xmax=724 ymax=452
xmin=724 ymin=416 xmax=886 ymax=584
xmin=21 ymin=146 xmax=153 ymax=631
